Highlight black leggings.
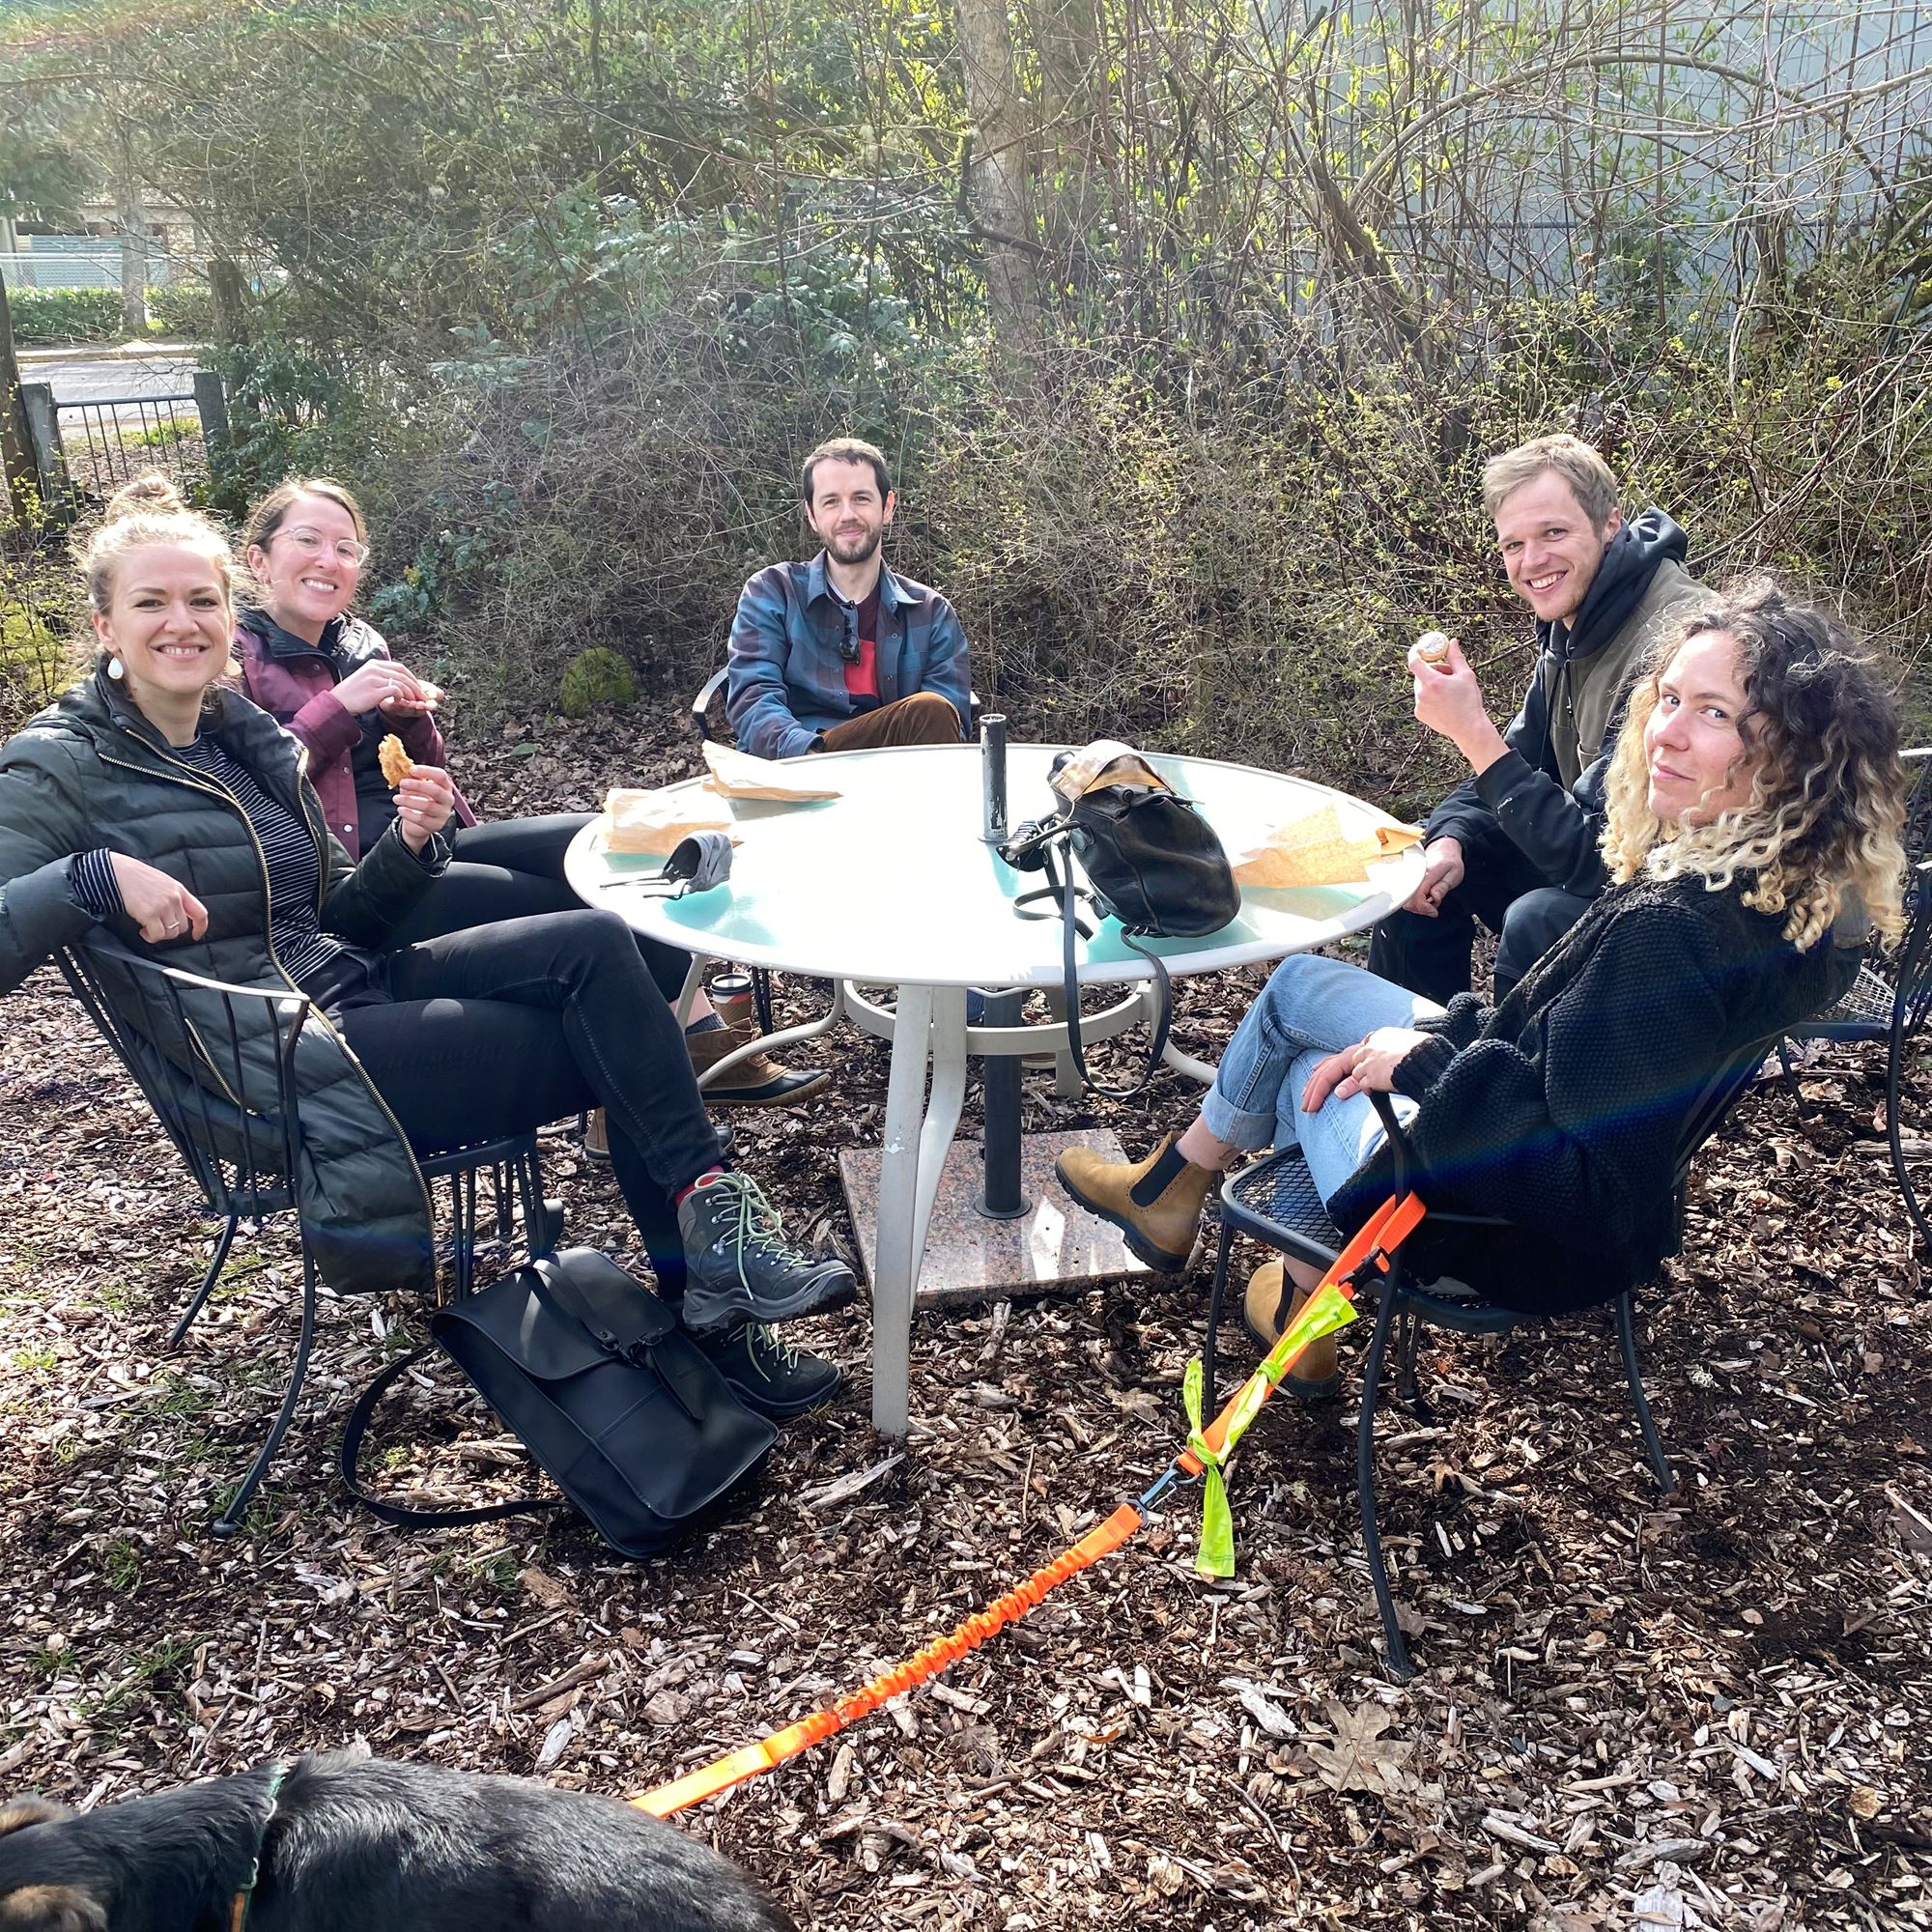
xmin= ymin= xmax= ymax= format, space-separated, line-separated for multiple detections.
xmin=337 ymin=909 xmax=724 ymax=1300
xmin=380 ymin=814 xmax=692 ymax=1004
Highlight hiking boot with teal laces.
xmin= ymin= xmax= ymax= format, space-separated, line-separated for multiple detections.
xmin=677 ymin=1172 xmax=857 ymax=1333
xmin=696 ymin=1322 xmax=842 ymax=1418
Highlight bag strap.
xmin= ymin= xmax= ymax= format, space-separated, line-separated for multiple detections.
xmin=339 ymin=1346 xmax=562 ymax=1529
xmin=1053 ymin=841 xmax=1173 ymax=1100
xmin=523 ymin=1255 xmax=677 ymax=1357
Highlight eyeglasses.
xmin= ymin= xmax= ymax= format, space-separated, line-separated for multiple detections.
xmin=283 ymin=526 xmax=371 ymax=566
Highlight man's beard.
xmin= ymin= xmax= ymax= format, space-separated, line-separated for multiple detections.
xmin=825 ymin=526 xmax=882 ymax=566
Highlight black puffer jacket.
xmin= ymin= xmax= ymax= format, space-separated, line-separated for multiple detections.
xmin=1427 ymin=513 xmax=1706 ymax=897
xmin=1327 ymin=872 xmax=1861 ymax=1313
xmin=0 ymin=670 xmax=440 ymax=1297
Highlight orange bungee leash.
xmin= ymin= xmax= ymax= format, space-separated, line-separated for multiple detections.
xmin=631 ymin=1189 xmax=1426 ymax=1820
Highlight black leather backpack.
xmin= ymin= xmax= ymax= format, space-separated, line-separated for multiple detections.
xmin=342 ymin=1247 xmax=775 ymax=1556
xmin=1001 ymin=749 xmax=1239 ymax=1096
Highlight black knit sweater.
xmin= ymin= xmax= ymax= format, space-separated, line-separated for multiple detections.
xmin=1327 ymin=871 xmax=1862 ymax=1313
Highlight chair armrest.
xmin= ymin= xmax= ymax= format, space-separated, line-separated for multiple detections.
xmin=691 ymin=666 xmax=729 ymax=744
xmin=1369 ymin=1091 xmax=1414 ymax=1198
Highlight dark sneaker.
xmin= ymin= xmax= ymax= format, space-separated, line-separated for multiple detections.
xmin=677 ymin=1172 xmax=858 ymax=1333
xmin=697 ymin=1321 xmax=841 ymax=1417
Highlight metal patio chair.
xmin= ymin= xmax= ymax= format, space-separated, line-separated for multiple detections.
xmin=59 ymin=940 xmax=554 ymax=1533
xmin=1200 ymin=1041 xmax=1772 ymax=1679
xmin=1780 ymin=745 xmax=1932 ymax=1254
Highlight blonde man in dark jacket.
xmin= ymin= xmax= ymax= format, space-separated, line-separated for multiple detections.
xmin=1369 ymin=434 xmax=1707 ymax=1003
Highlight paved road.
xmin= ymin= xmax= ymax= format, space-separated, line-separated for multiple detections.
xmin=16 ymin=353 xmax=202 ymax=405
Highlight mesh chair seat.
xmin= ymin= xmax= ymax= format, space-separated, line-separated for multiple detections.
xmin=1801 ymin=959 xmax=1897 ymax=1038
xmin=223 ymin=1177 xmax=296 ymax=1219
xmin=1220 ymin=1149 xmax=1515 ymax=1336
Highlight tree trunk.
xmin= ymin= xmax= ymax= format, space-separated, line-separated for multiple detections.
xmin=210 ymin=257 xmax=250 ymax=347
xmin=116 ymin=130 xmax=149 ymax=337
xmin=956 ymin=0 xmax=1038 ymax=335
xmin=0 ymin=272 xmax=35 ymax=516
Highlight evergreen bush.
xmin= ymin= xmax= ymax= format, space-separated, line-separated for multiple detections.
xmin=7 ymin=286 xmax=121 ymax=344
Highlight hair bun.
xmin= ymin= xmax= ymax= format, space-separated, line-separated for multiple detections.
xmin=102 ymin=472 xmax=187 ymax=523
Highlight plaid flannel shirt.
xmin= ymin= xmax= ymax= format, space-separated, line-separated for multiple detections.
xmin=724 ymin=554 xmax=971 ymax=760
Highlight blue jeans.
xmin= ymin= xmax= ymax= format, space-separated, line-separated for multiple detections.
xmin=1201 ymin=953 xmax=1445 ymax=1206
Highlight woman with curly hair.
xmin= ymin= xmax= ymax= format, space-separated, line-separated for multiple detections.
xmin=1059 ymin=582 xmax=1906 ymax=1393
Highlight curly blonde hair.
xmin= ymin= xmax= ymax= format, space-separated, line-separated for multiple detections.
xmin=1601 ymin=581 xmax=1908 ymax=951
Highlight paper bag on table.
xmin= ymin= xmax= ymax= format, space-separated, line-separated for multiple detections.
xmin=1232 ymin=803 xmax=1423 ymax=888
xmin=602 ymin=788 xmax=736 ymax=856
xmin=699 ymin=740 xmax=842 ymax=802
xmin=1049 ymin=738 xmax=1169 ymax=803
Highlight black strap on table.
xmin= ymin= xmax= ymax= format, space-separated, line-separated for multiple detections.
xmin=1014 ymin=836 xmax=1172 ymax=1100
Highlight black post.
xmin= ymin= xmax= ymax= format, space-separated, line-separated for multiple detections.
xmin=976 ymin=988 xmax=1031 ymax=1219
xmin=980 ymin=712 xmax=1008 ymax=844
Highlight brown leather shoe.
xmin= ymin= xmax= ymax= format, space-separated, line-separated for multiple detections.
xmin=1055 ymin=1133 xmax=1212 ymax=1272
xmin=687 ymin=1021 xmax=829 ymax=1108
xmin=583 ymin=1106 xmax=611 ymax=1161
xmin=1241 ymin=1259 xmax=1341 ymax=1400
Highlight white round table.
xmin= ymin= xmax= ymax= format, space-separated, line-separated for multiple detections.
xmin=565 ymin=743 xmax=1425 ymax=1435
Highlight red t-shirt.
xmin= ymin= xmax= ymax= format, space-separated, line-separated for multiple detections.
xmin=842 ymin=585 xmax=882 ymax=705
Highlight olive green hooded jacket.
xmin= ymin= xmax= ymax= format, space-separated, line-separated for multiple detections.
xmin=0 ymin=668 xmax=440 ymax=1297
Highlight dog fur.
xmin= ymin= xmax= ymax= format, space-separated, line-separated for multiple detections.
xmin=0 ymin=1748 xmax=795 ymax=1932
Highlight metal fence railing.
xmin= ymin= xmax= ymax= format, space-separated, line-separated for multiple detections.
xmin=0 ymin=248 xmax=193 ymax=292
xmin=5 ymin=372 xmax=225 ymax=517
xmin=54 ymin=393 xmax=205 ymax=494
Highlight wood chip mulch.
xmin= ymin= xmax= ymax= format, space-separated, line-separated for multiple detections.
xmin=1 ymin=705 xmax=1927 ymax=1931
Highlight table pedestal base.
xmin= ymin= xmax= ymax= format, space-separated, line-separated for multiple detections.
xmin=838 ymin=1128 xmax=1154 ymax=1310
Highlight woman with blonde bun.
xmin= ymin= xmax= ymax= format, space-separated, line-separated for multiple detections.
xmin=0 ymin=475 xmax=854 ymax=1418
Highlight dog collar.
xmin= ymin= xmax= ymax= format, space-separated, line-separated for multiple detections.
xmin=227 ymin=1763 xmax=289 ymax=1932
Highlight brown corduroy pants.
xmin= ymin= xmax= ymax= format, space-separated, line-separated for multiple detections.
xmin=817 ymin=691 xmax=964 ymax=752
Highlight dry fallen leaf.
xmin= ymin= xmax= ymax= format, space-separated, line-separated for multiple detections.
xmin=1305 ymin=1698 xmax=1410 ymax=1798
xmin=534 ymin=1716 xmax=574 ymax=1772
xmin=519 ymin=1566 xmax=573 ymax=1609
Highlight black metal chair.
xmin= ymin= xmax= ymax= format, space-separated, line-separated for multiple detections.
xmin=1781 ymin=745 xmax=1932 ymax=1254
xmin=1201 ymin=1040 xmax=1772 ymax=1679
xmin=59 ymin=941 xmax=554 ymax=1534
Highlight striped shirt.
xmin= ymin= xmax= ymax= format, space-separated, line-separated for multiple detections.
xmin=68 ymin=732 xmax=424 ymax=998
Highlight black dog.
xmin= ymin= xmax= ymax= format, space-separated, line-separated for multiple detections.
xmin=0 ymin=1748 xmax=795 ymax=1931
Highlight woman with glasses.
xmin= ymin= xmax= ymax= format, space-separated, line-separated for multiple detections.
xmin=235 ymin=478 xmax=823 ymax=1109
xmin=1061 ymin=584 xmax=1903 ymax=1395
xmin=236 ymin=479 xmax=582 ymax=943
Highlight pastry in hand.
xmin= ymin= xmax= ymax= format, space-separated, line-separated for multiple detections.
xmin=378 ymin=733 xmax=413 ymax=787
xmin=1415 ymin=629 xmax=1452 ymax=666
